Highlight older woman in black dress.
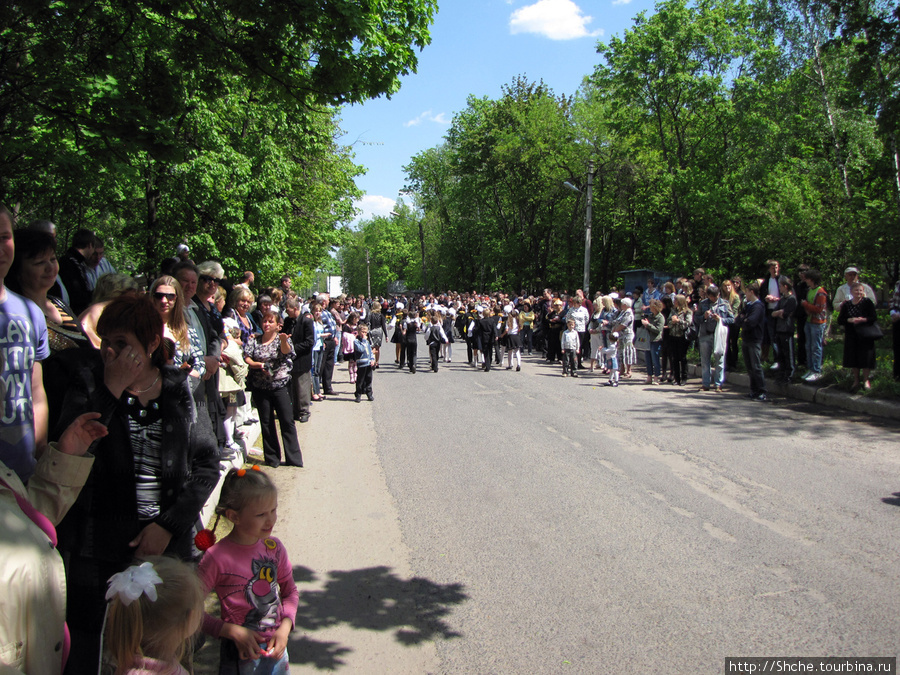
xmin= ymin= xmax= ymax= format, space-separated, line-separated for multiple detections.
xmin=837 ymin=281 xmax=878 ymax=391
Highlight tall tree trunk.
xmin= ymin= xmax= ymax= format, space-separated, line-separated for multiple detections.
xmin=802 ymin=4 xmax=853 ymax=199
xmin=145 ymin=164 xmax=161 ymax=273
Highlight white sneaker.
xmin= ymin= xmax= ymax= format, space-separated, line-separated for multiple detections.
xmin=769 ymin=363 xmax=779 ymax=370
xmin=806 ymin=372 xmax=821 ymax=382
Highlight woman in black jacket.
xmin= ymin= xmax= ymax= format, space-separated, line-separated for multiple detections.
xmin=53 ymin=295 xmax=219 ymax=674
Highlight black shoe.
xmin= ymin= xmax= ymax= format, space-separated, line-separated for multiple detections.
xmin=516 ymin=365 xmax=521 ymax=371
xmin=753 ymin=393 xmax=768 ymax=402
xmin=367 ymin=395 xmax=374 ymax=401
xmin=355 ymin=396 xmax=361 ymax=403
xmin=323 ymin=390 xmax=337 ymax=396
xmin=298 ymin=414 xmax=310 ymax=423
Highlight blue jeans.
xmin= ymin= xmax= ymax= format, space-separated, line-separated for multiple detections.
xmin=644 ymin=342 xmax=661 ymax=377
xmin=698 ymin=335 xmax=725 ymax=388
xmin=805 ymin=322 xmax=825 ymax=374
xmin=239 ymin=648 xmax=290 ymax=674
xmin=311 ymin=350 xmax=323 ymax=396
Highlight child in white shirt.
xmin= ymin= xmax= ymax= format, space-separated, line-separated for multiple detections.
xmin=561 ymin=319 xmax=580 ymax=377
xmin=602 ymin=332 xmax=621 ymax=387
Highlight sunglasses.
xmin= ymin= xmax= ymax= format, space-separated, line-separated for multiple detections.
xmin=153 ymin=291 xmax=176 ymax=301
xmin=199 ymin=274 xmax=222 ymax=285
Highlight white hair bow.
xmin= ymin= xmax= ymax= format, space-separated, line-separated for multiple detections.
xmin=105 ymin=561 xmax=163 ymax=605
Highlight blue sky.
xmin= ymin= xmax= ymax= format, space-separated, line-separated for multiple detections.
xmin=339 ymin=0 xmax=658 ymax=226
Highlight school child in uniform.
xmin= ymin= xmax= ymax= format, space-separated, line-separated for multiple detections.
xmin=342 ymin=312 xmax=360 ymax=383
xmin=477 ymin=307 xmax=498 ymax=372
xmin=441 ymin=307 xmax=455 ymax=362
xmin=103 ymin=557 xmax=206 ymax=675
xmin=602 ymin=332 xmax=621 ymax=387
xmin=462 ymin=303 xmax=477 ymax=364
xmin=503 ymin=309 xmax=523 ymax=371
xmin=561 ymin=319 xmax=580 ymax=377
xmin=402 ymin=311 xmax=421 ymax=373
xmin=354 ymin=323 xmax=375 ymax=402
xmin=493 ymin=305 xmax=505 ymax=365
xmin=391 ymin=304 xmax=405 ymax=366
xmin=468 ymin=305 xmax=482 ymax=366
xmin=425 ymin=313 xmax=449 ymax=372
xmin=198 ymin=467 xmax=299 ymax=675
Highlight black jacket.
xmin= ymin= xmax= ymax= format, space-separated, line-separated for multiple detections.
xmin=291 ymin=313 xmax=315 ymax=374
xmin=55 ymin=364 xmax=220 ymax=563
xmin=736 ymin=299 xmax=765 ymax=343
xmin=57 ymin=247 xmax=93 ymax=314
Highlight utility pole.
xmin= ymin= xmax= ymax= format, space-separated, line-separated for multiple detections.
xmin=418 ymin=219 xmax=427 ymax=294
xmin=366 ymin=248 xmax=371 ymax=298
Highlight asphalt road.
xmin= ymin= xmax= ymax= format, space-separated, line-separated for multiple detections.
xmin=371 ymin=340 xmax=900 ymax=674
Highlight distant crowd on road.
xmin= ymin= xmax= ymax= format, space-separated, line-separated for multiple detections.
xmin=352 ymin=261 xmax=899 ymax=405
xmin=2 ymin=201 xmax=899 ymax=674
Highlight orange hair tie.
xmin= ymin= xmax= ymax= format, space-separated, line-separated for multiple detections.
xmin=236 ymin=469 xmax=246 ymax=477
xmin=251 ymin=465 xmax=262 ymax=472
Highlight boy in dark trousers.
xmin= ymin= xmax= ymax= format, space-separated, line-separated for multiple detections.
xmin=477 ymin=308 xmax=498 ymax=372
xmin=425 ymin=313 xmax=449 ymax=372
xmin=736 ymin=281 xmax=767 ymax=401
xmin=771 ymin=276 xmax=798 ymax=384
xmin=354 ymin=323 xmax=375 ymax=402
xmin=402 ymin=311 xmax=420 ymax=373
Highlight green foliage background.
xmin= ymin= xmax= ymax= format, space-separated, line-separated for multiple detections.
xmin=339 ymin=0 xmax=900 ymax=297
xmin=1 ymin=0 xmax=437 ymax=286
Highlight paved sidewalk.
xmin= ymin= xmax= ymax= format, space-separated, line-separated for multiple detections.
xmin=195 ymin=375 xmax=440 ymax=674
xmin=686 ymin=364 xmax=900 ymax=421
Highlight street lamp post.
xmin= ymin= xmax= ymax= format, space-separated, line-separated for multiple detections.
xmin=563 ymin=159 xmax=595 ymax=297
xmin=390 ymin=210 xmax=427 ymax=294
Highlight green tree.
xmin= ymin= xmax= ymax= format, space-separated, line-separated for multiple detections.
xmin=0 ymin=0 xmax=437 ymax=279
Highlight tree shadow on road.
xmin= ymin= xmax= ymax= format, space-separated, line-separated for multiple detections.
xmin=287 ymin=564 xmax=468 ymax=669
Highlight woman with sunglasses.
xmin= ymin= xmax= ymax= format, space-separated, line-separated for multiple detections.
xmin=150 ymin=275 xmax=206 ymax=389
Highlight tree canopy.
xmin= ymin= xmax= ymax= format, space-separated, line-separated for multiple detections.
xmin=1 ymin=0 xmax=437 ymax=282
xmin=340 ymin=0 xmax=899 ymax=297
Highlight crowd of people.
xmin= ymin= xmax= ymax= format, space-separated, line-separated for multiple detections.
xmin=1 ymin=199 xmax=899 ymax=674
xmin=365 ymin=261 xmax=898 ymax=401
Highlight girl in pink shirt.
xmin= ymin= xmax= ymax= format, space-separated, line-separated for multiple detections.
xmin=197 ymin=466 xmax=299 ymax=674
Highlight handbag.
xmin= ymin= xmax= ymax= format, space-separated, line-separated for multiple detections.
xmin=855 ymin=322 xmax=884 ymax=340
xmin=634 ymin=326 xmax=651 ymax=351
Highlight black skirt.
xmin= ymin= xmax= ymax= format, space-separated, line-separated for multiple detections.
xmin=843 ymin=326 xmax=877 ymax=369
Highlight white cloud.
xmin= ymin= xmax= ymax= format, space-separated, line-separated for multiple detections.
xmin=612 ymin=0 xmax=632 ymax=5
xmin=404 ymin=110 xmax=451 ymax=128
xmin=352 ymin=195 xmax=396 ymax=225
xmin=509 ymin=0 xmax=604 ymax=40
